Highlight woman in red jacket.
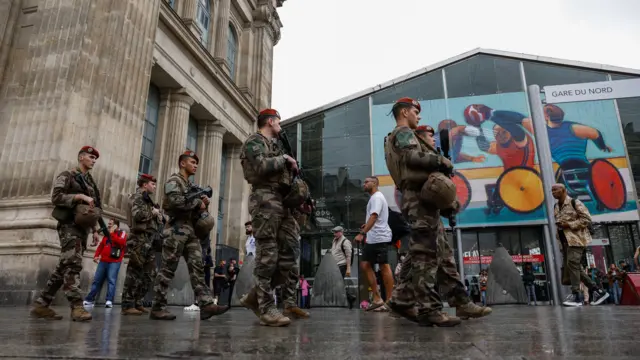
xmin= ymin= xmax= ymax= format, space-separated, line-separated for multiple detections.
xmin=83 ymin=219 xmax=126 ymax=308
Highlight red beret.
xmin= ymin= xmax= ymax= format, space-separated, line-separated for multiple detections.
xmin=79 ymin=146 xmax=99 ymax=159
xmin=180 ymin=150 xmax=199 ymax=164
xmin=139 ymin=174 xmax=156 ymax=183
xmin=394 ymin=97 xmax=421 ymax=113
xmin=415 ymin=125 xmax=434 ymax=134
xmin=258 ymin=108 xmax=280 ymax=119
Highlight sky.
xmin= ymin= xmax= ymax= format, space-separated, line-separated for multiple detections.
xmin=272 ymin=0 xmax=640 ymax=120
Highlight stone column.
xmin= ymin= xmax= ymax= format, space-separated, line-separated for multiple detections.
xmin=0 ymin=0 xmax=161 ymax=305
xmin=213 ymin=0 xmax=231 ymax=72
xmin=180 ymin=0 xmax=203 ymax=41
xmin=237 ymin=26 xmax=254 ymax=100
xmin=221 ymin=144 xmax=250 ymax=251
xmin=251 ymin=1 xmax=282 ymax=109
xmin=159 ymin=92 xmax=195 ymax=183
xmin=199 ymin=124 xmax=226 ymax=247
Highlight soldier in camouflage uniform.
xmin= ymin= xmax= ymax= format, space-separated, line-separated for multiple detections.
xmin=238 ymin=108 xmax=308 ymax=327
xmin=384 ymin=99 xmax=491 ymax=327
xmin=121 ymin=174 xmax=162 ymax=315
xmin=30 ymin=146 xmax=102 ymax=322
xmin=150 ymin=150 xmax=229 ymax=320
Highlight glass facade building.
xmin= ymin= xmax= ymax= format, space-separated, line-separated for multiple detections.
xmin=282 ymin=49 xmax=640 ymax=303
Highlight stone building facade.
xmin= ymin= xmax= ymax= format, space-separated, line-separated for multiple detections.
xmin=0 ymin=0 xmax=285 ymax=305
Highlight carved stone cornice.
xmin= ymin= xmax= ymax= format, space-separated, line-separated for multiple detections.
xmin=252 ymin=2 xmax=282 ymax=45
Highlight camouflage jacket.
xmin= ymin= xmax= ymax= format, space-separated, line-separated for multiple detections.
xmin=162 ymin=172 xmax=202 ymax=222
xmin=127 ymin=187 xmax=161 ymax=233
xmin=51 ymin=168 xmax=99 ymax=208
xmin=240 ymin=132 xmax=291 ymax=189
xmin=384 ymin=126 xmax=443 ymax=190
xmin=554 ymin=196 xmax=592 ymax=247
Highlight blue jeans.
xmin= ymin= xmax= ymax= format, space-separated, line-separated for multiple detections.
xmin=85 ymin=261 xmax=122 ymax=302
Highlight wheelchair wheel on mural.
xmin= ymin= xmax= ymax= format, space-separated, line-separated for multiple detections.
xmin=496 ymin=166 xmax=544 ymax=214
xmin=453 ymin=170 xmax=472 ymax=212
xmin=588 ymin=159 xmax=627 ymax=211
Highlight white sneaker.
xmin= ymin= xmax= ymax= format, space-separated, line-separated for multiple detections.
xmin=184 ymin=304 xmax=200 ymax=311
xmin=562 ymin=293 xmax=582 ymax=307
xmin=590 ymin=289 xmax=610 ymax=306
xmin=105 ymin=301 xmax=113 ymax=308
xmin=83 ymin=300 xmax=94 ymax=307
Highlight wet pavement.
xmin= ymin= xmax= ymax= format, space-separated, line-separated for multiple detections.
xmin=1 ymin=304 xmax=637 ymax=359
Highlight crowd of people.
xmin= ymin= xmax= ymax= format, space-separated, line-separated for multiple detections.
xmin=29 ymin=100 xmax=633 ymax=328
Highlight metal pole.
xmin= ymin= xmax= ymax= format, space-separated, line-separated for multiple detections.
xmin=456 ymin=227 xmax=464 ymax=280
xmin=528 ymin=85 xmax=563 ymax=306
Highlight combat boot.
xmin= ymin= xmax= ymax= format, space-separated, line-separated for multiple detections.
xmin=30 ymin=303 xmax=63 ymax=320
xmin=135 ymin=306 xmax=149 ymax=314
xmin=387 ymin=302 xmax=418 ymax=322
xmin=121 ymin=307 xmax=143 ymax=316
xmin=200 ymin=303 xmax=229 ymax=320
xmin=71 ymin=305 xmax=92 ymax=322
xmin=417 ymin=310 xmax=461 ymax=327
xmin=240 ymin=292 xmax=260 ymax=318
xmin=259 ymin=308 xmax=291 ymax=327
xmin=456 ymin=302 xmax=492 ymax=320
xmin=149 ymin=309 xmax=177 ymax=320
xmin=283 ymin=306 xmax=310 ymax=319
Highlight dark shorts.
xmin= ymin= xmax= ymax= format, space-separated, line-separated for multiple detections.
xmin=362 ymin=242 xmax=389 ymax=264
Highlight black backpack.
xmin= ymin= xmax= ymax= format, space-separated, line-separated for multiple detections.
xmin=341 ymin=237 xmax=355 ymax=266
xmin=388 ymin=207 xmax=411 ymax=241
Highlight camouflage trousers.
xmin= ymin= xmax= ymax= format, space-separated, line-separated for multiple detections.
xmin=122 ymin=232 xmax=157 ymax=309
xmin=392 ymin=189 xmax=469 ymax=314
xmin=151 ymin=224 xmax=213 ymax=310
xmin=281 ymin=263 xmax=301 ymax=308
xmin=251 ymin=211 xmax=300 ymax=314
xmin=392 ymin=227 xmax=470 ymax=312
xmin=36 ymin=223 xmax=88 ymax=306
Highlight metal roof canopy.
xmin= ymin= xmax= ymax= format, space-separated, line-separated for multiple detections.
xmin=282 ymin=48 xmax=640 ymax=125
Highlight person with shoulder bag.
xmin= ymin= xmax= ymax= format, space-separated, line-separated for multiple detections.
xmin=84 ymin=219 xmax=126 ymax=308
xmin=552 ymin=183 xmax=609 ymax=307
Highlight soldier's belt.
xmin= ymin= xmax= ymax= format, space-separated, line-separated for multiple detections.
xmin=251 ymin=184 xmax=289 ymax=195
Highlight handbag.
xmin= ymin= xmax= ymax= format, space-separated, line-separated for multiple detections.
xmin=107 ymin=230 xmax=124 ymax=260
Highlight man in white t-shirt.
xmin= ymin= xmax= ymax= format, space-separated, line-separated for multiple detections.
xmin=354 ymin=176 xmax=394 ymax=311
xmin=245 ymin=221 xmax=256 ymax=258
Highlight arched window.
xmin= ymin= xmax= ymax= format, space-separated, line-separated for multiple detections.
xmin=227 ymin=24 xmax=238 ymax=79
xmin=196 ymin=0 xmax=211 ymax=46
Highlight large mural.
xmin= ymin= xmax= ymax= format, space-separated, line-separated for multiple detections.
xmin=371 ymin=92 xmax=638 ymax=227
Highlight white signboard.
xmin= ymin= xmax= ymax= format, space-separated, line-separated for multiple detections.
xmin=589 ymin=238 xmax=610 ymax=247
xmin=543 ymin=78 xmax=640 ymax=103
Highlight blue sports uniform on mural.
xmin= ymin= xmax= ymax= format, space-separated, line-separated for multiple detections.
xmin=545 ymin=104 xmax=613 ymax=169
xmin=544 ymin=104 xmax=625 ymax=210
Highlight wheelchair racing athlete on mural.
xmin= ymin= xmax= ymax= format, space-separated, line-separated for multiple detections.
xmin=544 ymin=104 xmax=626 ymax=212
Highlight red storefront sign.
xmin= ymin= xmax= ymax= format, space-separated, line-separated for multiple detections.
xmin=463 ymin=254 xmax=545 ymax=265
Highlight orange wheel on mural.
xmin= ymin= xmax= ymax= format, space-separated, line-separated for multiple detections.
xmin=496 ymin=166 xmax=544 ymax=214
xmin=589 ymin=159 xmax=626 ymax=211
xmin=452 ymin=170 xmax=472 ymax=212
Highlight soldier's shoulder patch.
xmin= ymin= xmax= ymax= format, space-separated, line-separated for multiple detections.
xmin=395 ymin=128 xmax=418 ymax=148
xmin=245 ymin=138 xmax=266 ymax=156
xmin=164 ymin=181 xmax=179 ymax=195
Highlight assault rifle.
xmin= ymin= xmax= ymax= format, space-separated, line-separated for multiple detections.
xmin=75 ymin=173 xmax=112 ymax=244
xmin=279 ymin=130 xmax=317 ymax=226
xmin=185 ymin=185 xmax=213 ymax=202
xmin=437 ymin=128 xmax=457 ymax=229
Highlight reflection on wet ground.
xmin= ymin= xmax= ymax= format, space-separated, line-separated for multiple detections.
xmin=1 ymin=305 xmax=638 ymax=359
